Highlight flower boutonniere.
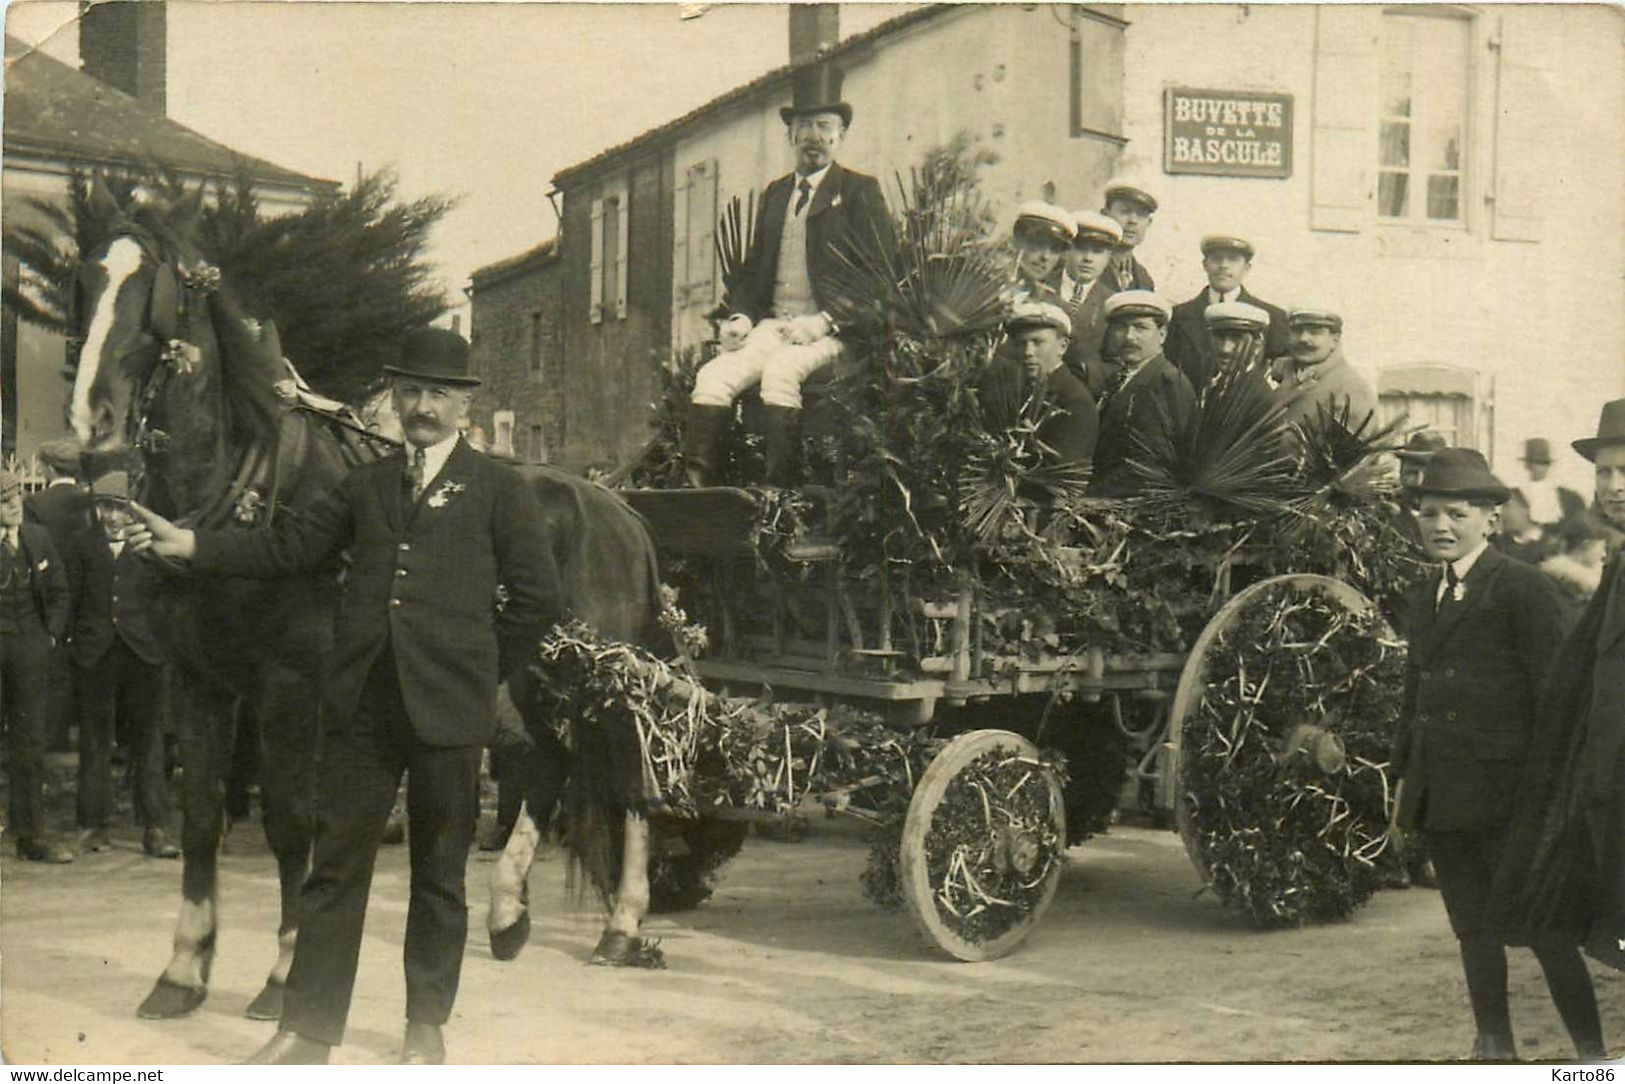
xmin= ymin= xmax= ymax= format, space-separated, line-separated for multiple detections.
xmin=1452 ymin=581 xmax=1467 ymax=603
xmin=425 ymin=480 xmax=466 ymax=510
xmin=830 ymin=193 xmax=842 ymax=209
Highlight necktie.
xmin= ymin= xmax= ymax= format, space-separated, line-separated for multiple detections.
xmin=1438 ymin=564 xmax=1460 ymax=611
xmin=407 ymin=447 xmax=427 ymax=501
xmin=794 ymin=178 xmax=812 ymax=216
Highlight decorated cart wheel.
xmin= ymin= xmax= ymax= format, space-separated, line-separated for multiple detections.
xmin=1167 ymin=574 xmax=1407 ymax=928
xmin=900 ymin=729 xmax=1067 ymax=961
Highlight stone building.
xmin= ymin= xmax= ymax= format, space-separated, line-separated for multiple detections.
xmin=466 ymin=239 xmax=563 ymax=461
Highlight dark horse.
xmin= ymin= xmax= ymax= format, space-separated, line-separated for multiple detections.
xmin=67 ymin=183 xmax=670 ymax=1022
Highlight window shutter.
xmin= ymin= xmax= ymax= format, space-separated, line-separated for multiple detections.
xmin=1310 ymin=7 xmax=1377 ymax=233
xmin=702 ymin=160 xmax=720 ymax=304
xmin=1490 ymin=15 xmax=1546 ymax=242
xmin=589 ymin=197 xmax=604 ymax=325
xmin=674 ymin=170 xmax=692 ymax=306
xmin=615 ymin=192 xmax=630 ymax=320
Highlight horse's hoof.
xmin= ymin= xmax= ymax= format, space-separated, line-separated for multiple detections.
xmin=588 ymin=931 xmax=666 ymax=970
xmin=244 ymin=979 xmax=284 ymax=1021
xmin=137 ymin=977 xmax=207 ymax=1019
xmin=489 ymin=910 xmax=531 ymax=962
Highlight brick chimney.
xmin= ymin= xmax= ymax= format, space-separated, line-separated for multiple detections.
xmin=788 ymin=3 xmax=838 ymax=66
xmin=79 ymin=0 xmax=167 ymax=114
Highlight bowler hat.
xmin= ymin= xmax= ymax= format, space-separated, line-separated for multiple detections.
xmin=0 ymin=469 xmax=20 ymax=503
xmin=779 ymin=63 xmax=853 ymax=128
xmin=1520 ymin=438 xmax=1553 ymax=464
xmin=382 ymin=328 xmax=480 ymax=387
xmin=1572 ymin=398 xmax=1625 ymax=462
xmin=1004 ymin=301 xmax=1072 ymax=336
xmin=1404 ymin=447 xmax=1510 ymax=503
xmin=90 ymin=471 xmax=131 ymax=502
xmin=1395 ymin=429 xmax=1448 ymax=464
xmin=38 ymin=438 xmax=83 ymax=476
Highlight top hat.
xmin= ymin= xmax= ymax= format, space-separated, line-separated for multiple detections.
xmin=1573 ymin=398 xmax=1625 ymax=463
xmin=1102 ymin=179 xmax=1158 ymax=213
xmin=1520 ymin=437 xmax=1553 ymax=464
xmin=1404 ymin=447 xmax=1510 ymax=503
xmin=0 ymin=469 xmax=21 ymax=503
xmin=1103 ymin=289 xmax=1172 ymax=326
xmin=90 ymin=470 xmax=131 ymax=502
xmin=1395 ymin=429 xmax=1449 ymax=464
xmin=1200 ymin=234 xmax=1255 ymax=259
xmin=382 ymin=328 xmax=480 ymax=387
xmin=1069 ymin=210 xmax=1123 ymax=247
xmin=1203 ymin=300 xmax=1269 ymax=332
xmin=1004 ymin=300 xmax=1072 ymax=336
xmin=779 ymin=63 xmax=853 ymax=128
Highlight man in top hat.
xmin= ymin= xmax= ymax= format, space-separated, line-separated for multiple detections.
xmin=1058 ymin=210 xmax=1123 ymax=385
xmin=683 ymin=64 xmax=891 ymax=487
xmin=1100 ymin=179 xmax=1157 ymax=293
xmin=126 ymin=327 xmax=565 ymax=1064
xmin=1164 ymin=235 xmax=1289 ymax=392
xmin=1514 ymin=438 xmax=1586 ymax=530
xmin=1090 ymin=291 xmax=1197 ymax=494
xmin=1390 ymin=447 xmax=1604 ymax=1060
xmin=26 ymin=438 xmax=92 ymax=753
xmin=0 ymin=468 xmax=74 ymax=862
xmin=1270 ymin=307 xmax=1378 ymax=433
xmin=64 ymin=470 xmax=176 ymax=858
xmin=978 ymin=301 xmax=1099 ymax=474
xmin=1001 ymin=201 xmax=1075 ymax=309
xmin=1488 ymin=400 xmax=1625 ymax=991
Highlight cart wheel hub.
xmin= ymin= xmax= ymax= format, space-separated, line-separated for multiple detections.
xmin=1000 ymin=828 xmax=1042 ymax=877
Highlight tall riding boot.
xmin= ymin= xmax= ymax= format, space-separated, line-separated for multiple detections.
xmin=762 ymin=405 xmax=802 ymax=487
xmin=683 ymin=403 xmax=730 ymax=488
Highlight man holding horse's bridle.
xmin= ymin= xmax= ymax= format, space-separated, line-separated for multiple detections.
xmin=127 ymin=327 xmax=564 ymax=1065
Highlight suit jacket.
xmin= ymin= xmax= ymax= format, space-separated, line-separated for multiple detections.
xmin=1164 ymin=286 xmax=1290 ymax=391
xmin=4 ymin=523 xmax=70 ymax=639
xmin=725 ymin=163 xmax=891 ymax=324
xmin=1107 ymin=251 xmax=1155 ymax=293
xmin=192 ymin=439 xmax=563 ymax=748
xmin=1391 ymin=547 xmax=1570 ymax=832
xmin=1091 ymin=355 xmax=1198 ymax=493
xmin=1061 ymin=276 xmax=1116 ymax=384
xmin=1270 ymin=349 xmax=1379 ymax=432
xmin=24 ymin=483 xmax=92 ymax=558
xmin=978 ymin=357 xmax=1100 ymax=469
xmin=64 ymin=526 xmax=166 ymax=668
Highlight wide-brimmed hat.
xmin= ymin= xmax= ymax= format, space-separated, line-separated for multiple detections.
xmin=0 ymin=469 xmax=21 ymax=503
xmin=1203 ymin=300 xmax=1269 ymax=332
xmin=1200 ymin=234 xmax=1254 ymax=259
xmin=1395 ymin=429 xmax=1449 ymax=464
xmin=1573 ymin=398 xmax=1625 ymax=463
xmin=1102 ymin=179 xmax=1157 ymax=213
xmin=1004 ymin=301 xmax=1072 ymax=336
xmin=779 ymin=63 xmax=853 ymax=128
xmin=90 ymin=470 xmax=131 ymax=502
xmin=1404 ymin=447 xmax=1510 ymax=503
xmin=1103 ymin=289 xmax=1172 ymax=326
xmin=1069 ymin=210 xmax=1122 ymax=247
xmin=382 ymin=328 xmax=480 ymax=387
xmin=1012 ymin=201 xmax=1075 ymax=248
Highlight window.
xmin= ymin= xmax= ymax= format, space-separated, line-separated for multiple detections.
xmin=675 ymin=160 xmax=719 ymax=309
xmin=1069 ymin=8 xmax=1127 ymax=143
xmin=528 ymin=312 xmax=543 ymax=372
xmin=589 ymin=185 xmax=630 ymax=324
xmin=529 ymin=424 xmax=546 ymax=463
xmin=1378 ymin=11 xmax=1471 ymax=224
xmin=1379 ymin=365 xmax=1478 ymax=448
xmin=491 ymin=410 xmax=515 ymax=457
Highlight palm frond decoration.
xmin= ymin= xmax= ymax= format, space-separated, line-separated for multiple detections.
xmin=1124 ymin=360 xmax=1298 ymax=516
xmin=714 ymin=191 xmax=756 ymax=304
xmin=1293 ymin=398 xmax=1405 ymax=500
xmin=958 ymin=389 xmax=1091 ymax=548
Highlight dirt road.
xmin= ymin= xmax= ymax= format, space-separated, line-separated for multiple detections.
xmin=2 ymin=817 xmax=1620 ymax=1064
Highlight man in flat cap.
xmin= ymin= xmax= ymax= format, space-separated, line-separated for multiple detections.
xmin=65 ymin=470 xmax=176 ymax=859
xmin=1514 ymin=438 xmax=1586 ymax=532
xmin=1270 ymin=308 xmax=1378 ymax=433
xmin=1164 ymin=235 xmax=1289 ymax=392
xmin=1058 ymin=210 xmax=1123 ymax=389
xmin=1002 ymin=201 xmax=1076 ymax=309
xmin=1090 ymin=291 xmax=1197 ymax=494
xmin=684 ymin=64 xmax=891 ymax=487
xmin=1199 ymin=301 xmax=1274 ymax=387
xmin=1100 ymin=179 xmax=1157 ymax=293
xmin=0 ymin=468 xmax=74 ymax=862
xmin=26 ymin=438 xmax=92 ymax=752
xmin=127 ymin=328 xmax=564 ymax=1065
xmin=979 ymin=301 xmax=1099 ymax=474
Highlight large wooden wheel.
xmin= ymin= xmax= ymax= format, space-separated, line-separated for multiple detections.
xmin=900 ymin=729 xmax=1067 ymax=961
xmin=1165 ymin=574 xmax=1401 ymax=926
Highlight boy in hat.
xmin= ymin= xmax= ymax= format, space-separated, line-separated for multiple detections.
xmin=0 ymin=468 xmax=74 ymax=862
xmin=1270 ymin=307 xmax=1378 ymax=433
xmin=1089 ymin=291 xmax=1196 ymax=494
xmin=978 ymin=301 xmax=1099 ymax=472
xmin=65 ymin=470 xmax=176 ymax=858
xmin=1390 ymin=447 xmax=1604 ymax=1060
xmin=1515 ymin=438 xmax=1585 ymax=530
xmin=1058 ymin=210 xmax=1122 ymax=383
xmin=1100 ymin=179 xmax=1157 ymax=292
xmin=127 ymin=327 xmax=564 ymax=1064
xmin=684 ymin=65 xmax=891 ymax=487
xmin=1164 ymin=235 xmax=1289 ymax=391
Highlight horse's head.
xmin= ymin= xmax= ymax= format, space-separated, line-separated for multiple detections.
xmin=68 ymin=181 xmax=208 ymax=453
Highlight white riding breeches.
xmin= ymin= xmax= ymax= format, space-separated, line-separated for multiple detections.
xmin=691 ymin=320 xmax=846 ymax=410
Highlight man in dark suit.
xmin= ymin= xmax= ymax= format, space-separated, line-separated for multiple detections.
xmin=978 ymin=301 xmax=1099 ymax=474
xmin=684 ymin=64 xmax=890 ymax=486
xmin=25 ymin=439 xmax=91 ymax=754
xmin=1163 ymin=235 xmax=1289 ymax=392
xmin=128 ymin=329 xmax=564 ymax=1065
xmin=1100 ymin=179 xmax=1157 ymax=293
xmin=0 ymin=469 xmax=74 ymax=862
xmin=1390 ymin=448 xmax=1603 ymax=1061
xmin=65 ymin=470 xmax=175 ymax=858
xmin=1058 ymin=210 xmax=1122 ymax=387
xmin=1089 ymin=291 xmax=1197 ymax=494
